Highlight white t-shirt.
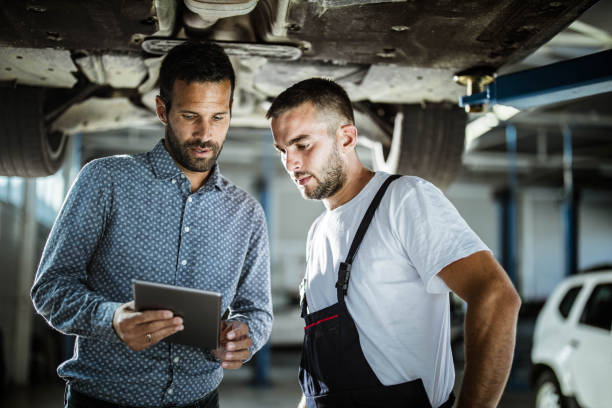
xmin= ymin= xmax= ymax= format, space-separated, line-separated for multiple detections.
xmin=304 ymin=172 xmax=490 ymax=407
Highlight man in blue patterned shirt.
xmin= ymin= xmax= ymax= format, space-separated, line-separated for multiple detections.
xmin=31 ymin=41 xmax=273 ymax=408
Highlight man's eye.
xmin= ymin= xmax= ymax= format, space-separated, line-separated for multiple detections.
xmin=182 ymin=114 xmax=195 ymax=120
xmin=213 ymin=115 xmax=225 ymax=121
xmin=296 ymin=144 xmax=308 ymax=150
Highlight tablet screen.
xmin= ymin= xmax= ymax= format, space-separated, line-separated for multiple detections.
xmin=133 ymin=280 xmax=221 ymax=349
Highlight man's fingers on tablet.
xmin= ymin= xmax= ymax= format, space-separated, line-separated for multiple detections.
xmin=221 ymin=361 xmax=243 ymax=369
xmin=225 ymin=321 xmax=249 ymax=340
xmin=223 ymin=350 xmax=250 ymax=361
xmin=226 ymin=336 xmax=252 ymax=352
xmin=138 ymin=317 xmax=183 ymax=334
xmin=130 ymin=323 xmax=184 ymax=350
xmin=119 ymin=317 xmax=183 ymax=350
xmin=152 ymin=323 xmax=184 ymax=343
xmin=134 ymin=310 xmax=175 ymax=324
xmin=220 ymin=349 xmax=251 ymax=370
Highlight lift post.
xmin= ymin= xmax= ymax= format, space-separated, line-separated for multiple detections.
xmin=562 ymin=125 xmax=579 ymax=276
xmin=459 ymin=49 xmax=612 ymax=111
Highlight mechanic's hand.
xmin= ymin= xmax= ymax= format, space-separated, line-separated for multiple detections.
xmin=212 ymin=321 xmax=252 ymax=369
xmin=112 ymin=301 xmax=183 ymax=351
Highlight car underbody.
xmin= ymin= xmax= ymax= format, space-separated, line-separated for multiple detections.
xmin=0 ymin=0 xmax=600 ymax=186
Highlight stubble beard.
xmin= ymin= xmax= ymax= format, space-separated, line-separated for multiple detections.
xmin=303 ymin=144 xmax=346 ymax=200
xmin=165 ymin=122 xmax=223 ymax=173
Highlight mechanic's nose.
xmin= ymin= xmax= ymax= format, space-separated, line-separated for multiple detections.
xmin=284 ymin=151 xmax=301 ymax=172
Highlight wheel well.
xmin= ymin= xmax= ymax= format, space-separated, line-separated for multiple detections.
xmin=531 ymin=364 xmax=583 ymax=408
xmin=530 ymin=363 xmax=555 ymax=387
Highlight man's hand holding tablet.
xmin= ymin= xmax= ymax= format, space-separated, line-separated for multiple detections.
xmin=113 ymin=301 xmax=183 ymax=351
xmin=213 ymin=321 xmax=253 ymax=369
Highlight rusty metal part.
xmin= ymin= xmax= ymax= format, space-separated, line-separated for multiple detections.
xmin=141 ymin=38 xmax=302 ymax=60
xmin=454 ymin=68 xmax=495 ymax=113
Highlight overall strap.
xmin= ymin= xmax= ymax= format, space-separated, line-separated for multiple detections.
xmin=336 ymin=174 xmax=401 ymax=302
xmin=300 ymin=277 xmax=309 ymax=318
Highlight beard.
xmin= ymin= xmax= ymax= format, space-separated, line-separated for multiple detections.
xmin=300 ymin=143 xmax=346 ymax=200
xmin=165 ymin=122 xmax=223 ymax=173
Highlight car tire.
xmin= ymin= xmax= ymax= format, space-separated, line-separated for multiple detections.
xmin=0 ymin=86 xmax=68 ymax=177
xmin=535 ymin=370 xmax=579 ymax=408
xmin=395 ymin=103 xmax=466 ymax=190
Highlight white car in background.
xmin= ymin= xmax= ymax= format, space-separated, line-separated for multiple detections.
xmin=531 ymin=270 xmax=612 ymax=408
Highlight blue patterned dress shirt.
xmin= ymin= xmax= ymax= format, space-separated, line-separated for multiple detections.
xmin=31 ymin=140 xmax=273 ymax=407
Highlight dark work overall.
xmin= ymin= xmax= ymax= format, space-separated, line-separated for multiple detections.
xmin=299 ymin=175 xmax=455 ymax=408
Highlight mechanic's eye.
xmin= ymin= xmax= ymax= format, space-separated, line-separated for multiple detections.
xmin=296 ymin=144 xmax=309 ymax=150
xmin=213 ymin=115 xmax=225 ymax=121
xmin=182 ymin=114 xmax=196 ymax=120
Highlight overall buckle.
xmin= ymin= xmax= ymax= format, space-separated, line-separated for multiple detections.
xmin=335 ymin=262 xmax=352 ymax=295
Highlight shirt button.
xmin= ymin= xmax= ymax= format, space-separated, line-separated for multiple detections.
xmin=167 ymin=388 xmax=174 ymax=395
xmin=181 ymin=174 xmax=185 ymax=179
xmin=188 ymin=197 xmax=193 ymax=203
xmin=171 ymin=179 xmax=176 ymax=184
xmin=181 ymin=260 xmax=187 ymax=266
xmin=184 ymin=227 xmax=190 ymax=232
xmin=174 ymin=357 xmax=180 ymax=363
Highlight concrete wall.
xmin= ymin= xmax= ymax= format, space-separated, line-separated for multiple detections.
xmin=519 ymin=187 xmax=612 ymax=301
xmin=519 ymin=188 xmax=566 ymax=301
xmin=0 ymin=197 xmax=54 ymax=386
xmin=0 ymin=201 xmax=23 ymax=386
xmin=447 ymin=184 xmax=612 ymax=302
xmin=579 ymin=190 xmax=612 ymax=270
xmin=445 ymin=182 xmax=500 ymax=256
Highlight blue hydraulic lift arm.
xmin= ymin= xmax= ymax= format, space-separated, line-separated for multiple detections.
xmin=459 ymin=49 xmax=612 ymax=110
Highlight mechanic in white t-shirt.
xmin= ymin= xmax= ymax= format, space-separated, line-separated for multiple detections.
xmin=267 ymin=78 xmax=521 ymax=408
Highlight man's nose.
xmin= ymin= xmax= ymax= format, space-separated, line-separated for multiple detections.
xmin=284 ymin=151 xmax=301 ymax=171
xmin=193 ymin=118 xmax=212 ymax=140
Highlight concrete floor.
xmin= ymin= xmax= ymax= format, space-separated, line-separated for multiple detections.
xmin=2 ymin=318 xmax=537 ymax=407
xmin=2 ymin=349 xmax=533 ymax=408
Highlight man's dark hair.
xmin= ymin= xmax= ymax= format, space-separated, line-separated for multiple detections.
xmin=159 ymin=41 xmax=235 ymax=112
xmin=266 ymin=78 xmax=355 ymax=128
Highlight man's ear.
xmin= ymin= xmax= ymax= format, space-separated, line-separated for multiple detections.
xmin=155 ymin=95 xmax=168 ymax=126
xmin=338 ymin=124 xmax=358 ymax=150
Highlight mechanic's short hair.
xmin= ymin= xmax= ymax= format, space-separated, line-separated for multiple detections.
xmin=266 ymin=78 xmax=355 ymax=130
xmin=159 ymin=41 xmax=235 ymax=112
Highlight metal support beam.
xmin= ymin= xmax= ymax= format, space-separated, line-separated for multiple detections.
xmin=13 ymin=179 xmax=37 ymax=385
xmin=495 ymin=125 xmax=519 ymax=290
xmin=62 ymin=134 xmax=83 ymax=361
xmin=460 ymin=49 xmax=612 ymax=110
xmin=504 ymin=125 xmax=519 ymax=288
xmin=562 ymin=125 xmax=579 ymax=276
xmin=252 ymin=131 xmax=273 ymax=388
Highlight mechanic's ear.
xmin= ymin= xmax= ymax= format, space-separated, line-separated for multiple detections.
xmin=155 ymin=95 xmax=168 ymax=126
xmin=339 ymin=124 xmax=358 ymax=150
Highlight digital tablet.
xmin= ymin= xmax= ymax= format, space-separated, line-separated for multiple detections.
xmin=133 ymin=280 xmax=221 ymax=349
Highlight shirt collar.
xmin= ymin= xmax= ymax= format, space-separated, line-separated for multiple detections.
xmin=149 ymin=139 xmax=226 ymax=192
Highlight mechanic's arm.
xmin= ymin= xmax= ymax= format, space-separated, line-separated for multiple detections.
xmin=214 ymin=205 xmax=273 ymax=369
xmin=438 ymin=250 xmax=521 ymax=408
